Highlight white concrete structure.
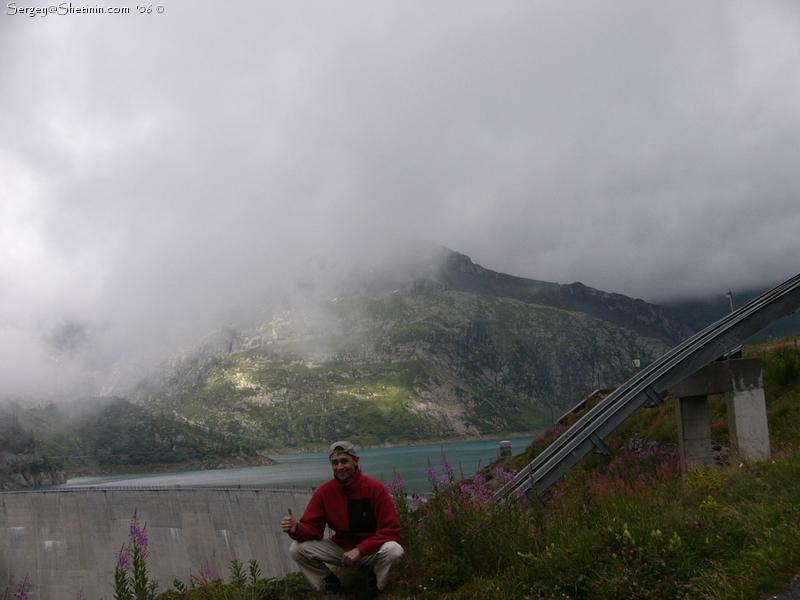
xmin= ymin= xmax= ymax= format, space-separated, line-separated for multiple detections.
xmin=675 ymin=394 xmax=714 ymax=467
xmin=673 ymin=357 xmax=770 ymax=465
xmin=0 ymin=487 xmax=312 ymax=600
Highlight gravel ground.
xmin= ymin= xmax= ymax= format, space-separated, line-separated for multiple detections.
xmin=767 ymin=576 xmax=800 ymax=600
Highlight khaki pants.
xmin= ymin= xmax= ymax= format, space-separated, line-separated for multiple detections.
xmin=289 ymin=539 xmax=404 ymax=592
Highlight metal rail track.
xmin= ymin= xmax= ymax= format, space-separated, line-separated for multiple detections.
xmin=493 ymin=272 xmax=800 ymax=502
xmin=12 ymin=484 xmax=316 ymax=494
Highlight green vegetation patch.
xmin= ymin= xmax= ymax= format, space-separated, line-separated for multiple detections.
xmin=339 ymin=381 xmax=412 ymax=409
xmin=73 ymin=398 xmax=256 ymax=467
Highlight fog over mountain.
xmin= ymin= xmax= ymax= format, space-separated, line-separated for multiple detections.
xmin=2 ymin=1 xmax=799 ymax=398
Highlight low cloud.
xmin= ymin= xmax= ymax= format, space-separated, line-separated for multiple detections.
xmin=1 ymin=1 xmax=799 ymax=397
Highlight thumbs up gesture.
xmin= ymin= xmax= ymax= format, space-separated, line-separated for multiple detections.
xmin=282 ymin=507 xmax=298 ymax=534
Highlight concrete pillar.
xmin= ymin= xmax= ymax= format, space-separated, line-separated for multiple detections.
xmin=673 ymin=357 xmax=770 ymax=467
xmin=727 ymin=359 xmax=770 ymax=461
xmin=675 ymin=395 xmax=714 ymax=467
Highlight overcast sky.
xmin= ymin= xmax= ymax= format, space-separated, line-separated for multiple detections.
xmin=2 ymin=1 xmax=800 ymax=395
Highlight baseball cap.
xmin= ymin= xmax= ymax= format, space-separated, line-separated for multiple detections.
xmin=328 ymin=441 xmax=358 ymax=459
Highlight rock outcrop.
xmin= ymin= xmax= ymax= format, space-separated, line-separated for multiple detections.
xmin=0 ymin=451 xmax=66 ymax=490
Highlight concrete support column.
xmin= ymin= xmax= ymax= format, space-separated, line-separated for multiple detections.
xmin=673 ymin=357 xmax=770 ymax=467
xmin=727 ymin=359 xmax=770 ymax=461
xmin=675 ymin=395 xmax=714 ymax=467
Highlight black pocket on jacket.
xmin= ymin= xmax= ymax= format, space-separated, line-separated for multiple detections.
xmin=348 ymin=498 xmax=376 ymax=533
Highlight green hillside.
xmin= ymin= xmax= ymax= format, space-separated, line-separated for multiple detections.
xmin=107 ymin=249 xmax=688 ymax=450
xmin=142 ymin=288 xmax=671 ymax=449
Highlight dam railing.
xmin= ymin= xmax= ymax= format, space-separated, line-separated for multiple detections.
xmin=27 ymin=484 xmax=315 ymax=493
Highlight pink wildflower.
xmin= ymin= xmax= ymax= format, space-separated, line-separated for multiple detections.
xmin=129 ymin=513 xmax=148 ymax=554
xmin=426 ymin=468 xmax=438 ymax=484
xmin=117 ymin=548 xmax=132 ymax=571
xmin=13 ymin=574 xmax=30 ymax=600
xmin=495 ymin=466 xmax=516 ymax=484
xmin=201 ymin=565 xmax=216 ymax=579
xmin=387 ymin=475 xmax=407 ymax=496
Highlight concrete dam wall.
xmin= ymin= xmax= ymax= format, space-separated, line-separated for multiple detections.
xmin=0 ymin=486 xmax=313 ymax=600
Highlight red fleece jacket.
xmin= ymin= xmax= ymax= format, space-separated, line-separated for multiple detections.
xmin=289 ymin=467 xmax=401 ymax=556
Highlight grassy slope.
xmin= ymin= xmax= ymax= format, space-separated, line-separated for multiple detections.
xmin=429 ymin=336 xmax=800 ymax=600
xmin=149 ymin=335 xmax=800 ymax=600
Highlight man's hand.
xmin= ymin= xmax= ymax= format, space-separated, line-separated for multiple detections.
xmin=281 ymin=507 xmax=297 ymax=534
xmin=341 ymin=547 xmax=361 ymax=566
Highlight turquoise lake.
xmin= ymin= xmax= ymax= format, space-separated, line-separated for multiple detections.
xmin=60 ymin=435 xmax=538 ymax=493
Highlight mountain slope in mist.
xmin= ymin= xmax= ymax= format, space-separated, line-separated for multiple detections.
xmin=0 ymin=398 xmax=276 ymax=487
xmin=108 ymin=249 xmax=686 ymax=449
xmin=662 ymin=287 xmax=800 ymax=342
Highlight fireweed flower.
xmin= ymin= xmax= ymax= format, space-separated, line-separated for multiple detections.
xmin=14 ymin=574 xmax=31 ymax=600
xmin=426 ymin=462 xmax=438 ymax=485
xmin=386 ymin=474 xmax=407 ymax=496
xmin=201 ymin=565 xmax=217 ymax=579
xmin=495 ymin=466 xmax=516 ymax=484
xmin=117 ymin=548 xmax=132 ymax=571
xmin=129 ymin=513 xmax=149 ymax=554
xmin=475 ymin=486 xmax=493 ymax=504
xmin=469 ymin=473 xmax=494 ymax=503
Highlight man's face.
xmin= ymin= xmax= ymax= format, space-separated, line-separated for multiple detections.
xmin=330 ymin=452 xmax=359 ymax=484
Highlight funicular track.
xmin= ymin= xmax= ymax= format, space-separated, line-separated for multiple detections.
xmin=494 ymin=272 xmax=800 ymax=502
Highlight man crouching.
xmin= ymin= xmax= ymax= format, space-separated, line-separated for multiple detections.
xmin=281 ymin=441 xmax=404 ymax=596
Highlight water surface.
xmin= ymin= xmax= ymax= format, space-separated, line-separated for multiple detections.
xmin=60 ymin=435 xmax=538 ymax=493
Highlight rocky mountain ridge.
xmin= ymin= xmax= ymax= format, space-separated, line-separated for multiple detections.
xmin=434 ymin=250 xmax=691 ymax=345
xmin=106 ymin=249 xmax=688 ymax=449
